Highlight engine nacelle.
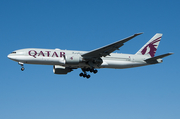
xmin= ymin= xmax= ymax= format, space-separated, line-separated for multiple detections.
xmin=53 ymin=65 xmax=72 ymax=74
xmin=65 ymin=54 xmax=82 ymax=65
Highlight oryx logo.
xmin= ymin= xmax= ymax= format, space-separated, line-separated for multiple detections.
xmin=141 ymin=37 xmax=161 ymax=57
xmin=70 ymin=57 xmax=73 ymax=60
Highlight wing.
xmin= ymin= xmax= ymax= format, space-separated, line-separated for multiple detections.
xmin=82 ymin=33 xmax=143 ymax=58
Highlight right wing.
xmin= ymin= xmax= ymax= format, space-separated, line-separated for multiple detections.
xmin=82 ymin=33 xmax=143 ymax=59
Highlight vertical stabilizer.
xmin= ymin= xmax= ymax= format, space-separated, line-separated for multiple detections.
xmin=135 ymin=33 xmax=162 ymax=57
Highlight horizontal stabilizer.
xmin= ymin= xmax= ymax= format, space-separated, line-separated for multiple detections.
xmin=145 ymin=53 xmax=173 ymax=62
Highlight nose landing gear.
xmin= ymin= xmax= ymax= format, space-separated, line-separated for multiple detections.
xmin=18 ymin=62 xmax=25 ymax=71
xmin=21 ymin=67 xmax=25 ymax=71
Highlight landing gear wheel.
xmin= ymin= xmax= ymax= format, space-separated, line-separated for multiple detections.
xmin=93 ymin=69 xmax=98 ymax=74
xmin=86 ymin=68 xmax=90 ymax=71
xmin=90 ymin=69 xmax=93 ymax=73
xmin=21 ymin=67 xmax=25 ymax=71
xmin=79 ymin=73 xmax=83 ymax=77
xmin=83 ymin=74 xmax=87 ymax=78
xmin=87 ymin=74 xmax=90 ymax=79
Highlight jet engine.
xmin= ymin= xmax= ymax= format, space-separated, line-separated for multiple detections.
xmin=53 ymin=65 xmax=72 ymax=74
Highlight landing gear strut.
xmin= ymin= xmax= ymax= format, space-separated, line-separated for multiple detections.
xmin=18 ymin=62 xmax=25 ymax=71
xmin=79 ymin=68 xmax=98 ymax=79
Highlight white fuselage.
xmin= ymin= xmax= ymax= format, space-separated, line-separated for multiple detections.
xmin=7 ymin=33 xmax=172 ymax=78
xmin=7 ymin=48 xmax=157 ymax=69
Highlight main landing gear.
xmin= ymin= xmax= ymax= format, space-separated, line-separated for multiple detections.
xmin=79 ymin=68 xmax=98 ymax=79
xmin=18 ymin=62 xmax=25 ymax=71
xmin=79 ymin=73 xmax=90 ymax=79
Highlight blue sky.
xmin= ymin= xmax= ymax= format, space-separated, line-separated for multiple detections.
xmin=1 ymin=0 xmax=180 ymax=119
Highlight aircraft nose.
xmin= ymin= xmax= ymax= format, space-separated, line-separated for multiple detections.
xmin=7 ymin=54 xmax=16 ymax=60
xmin=7 ymin=54 xmax=13 ymax=59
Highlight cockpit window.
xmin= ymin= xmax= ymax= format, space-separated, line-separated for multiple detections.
xmin=11 ymin=52 xmax=16 ymax=54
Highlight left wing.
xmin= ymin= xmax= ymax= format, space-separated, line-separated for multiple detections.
xmin=81 ymin=33 xmax=143 ymax=58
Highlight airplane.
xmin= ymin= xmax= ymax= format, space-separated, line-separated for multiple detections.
xmin=7 ymin=33 xmax=173 ymax=79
